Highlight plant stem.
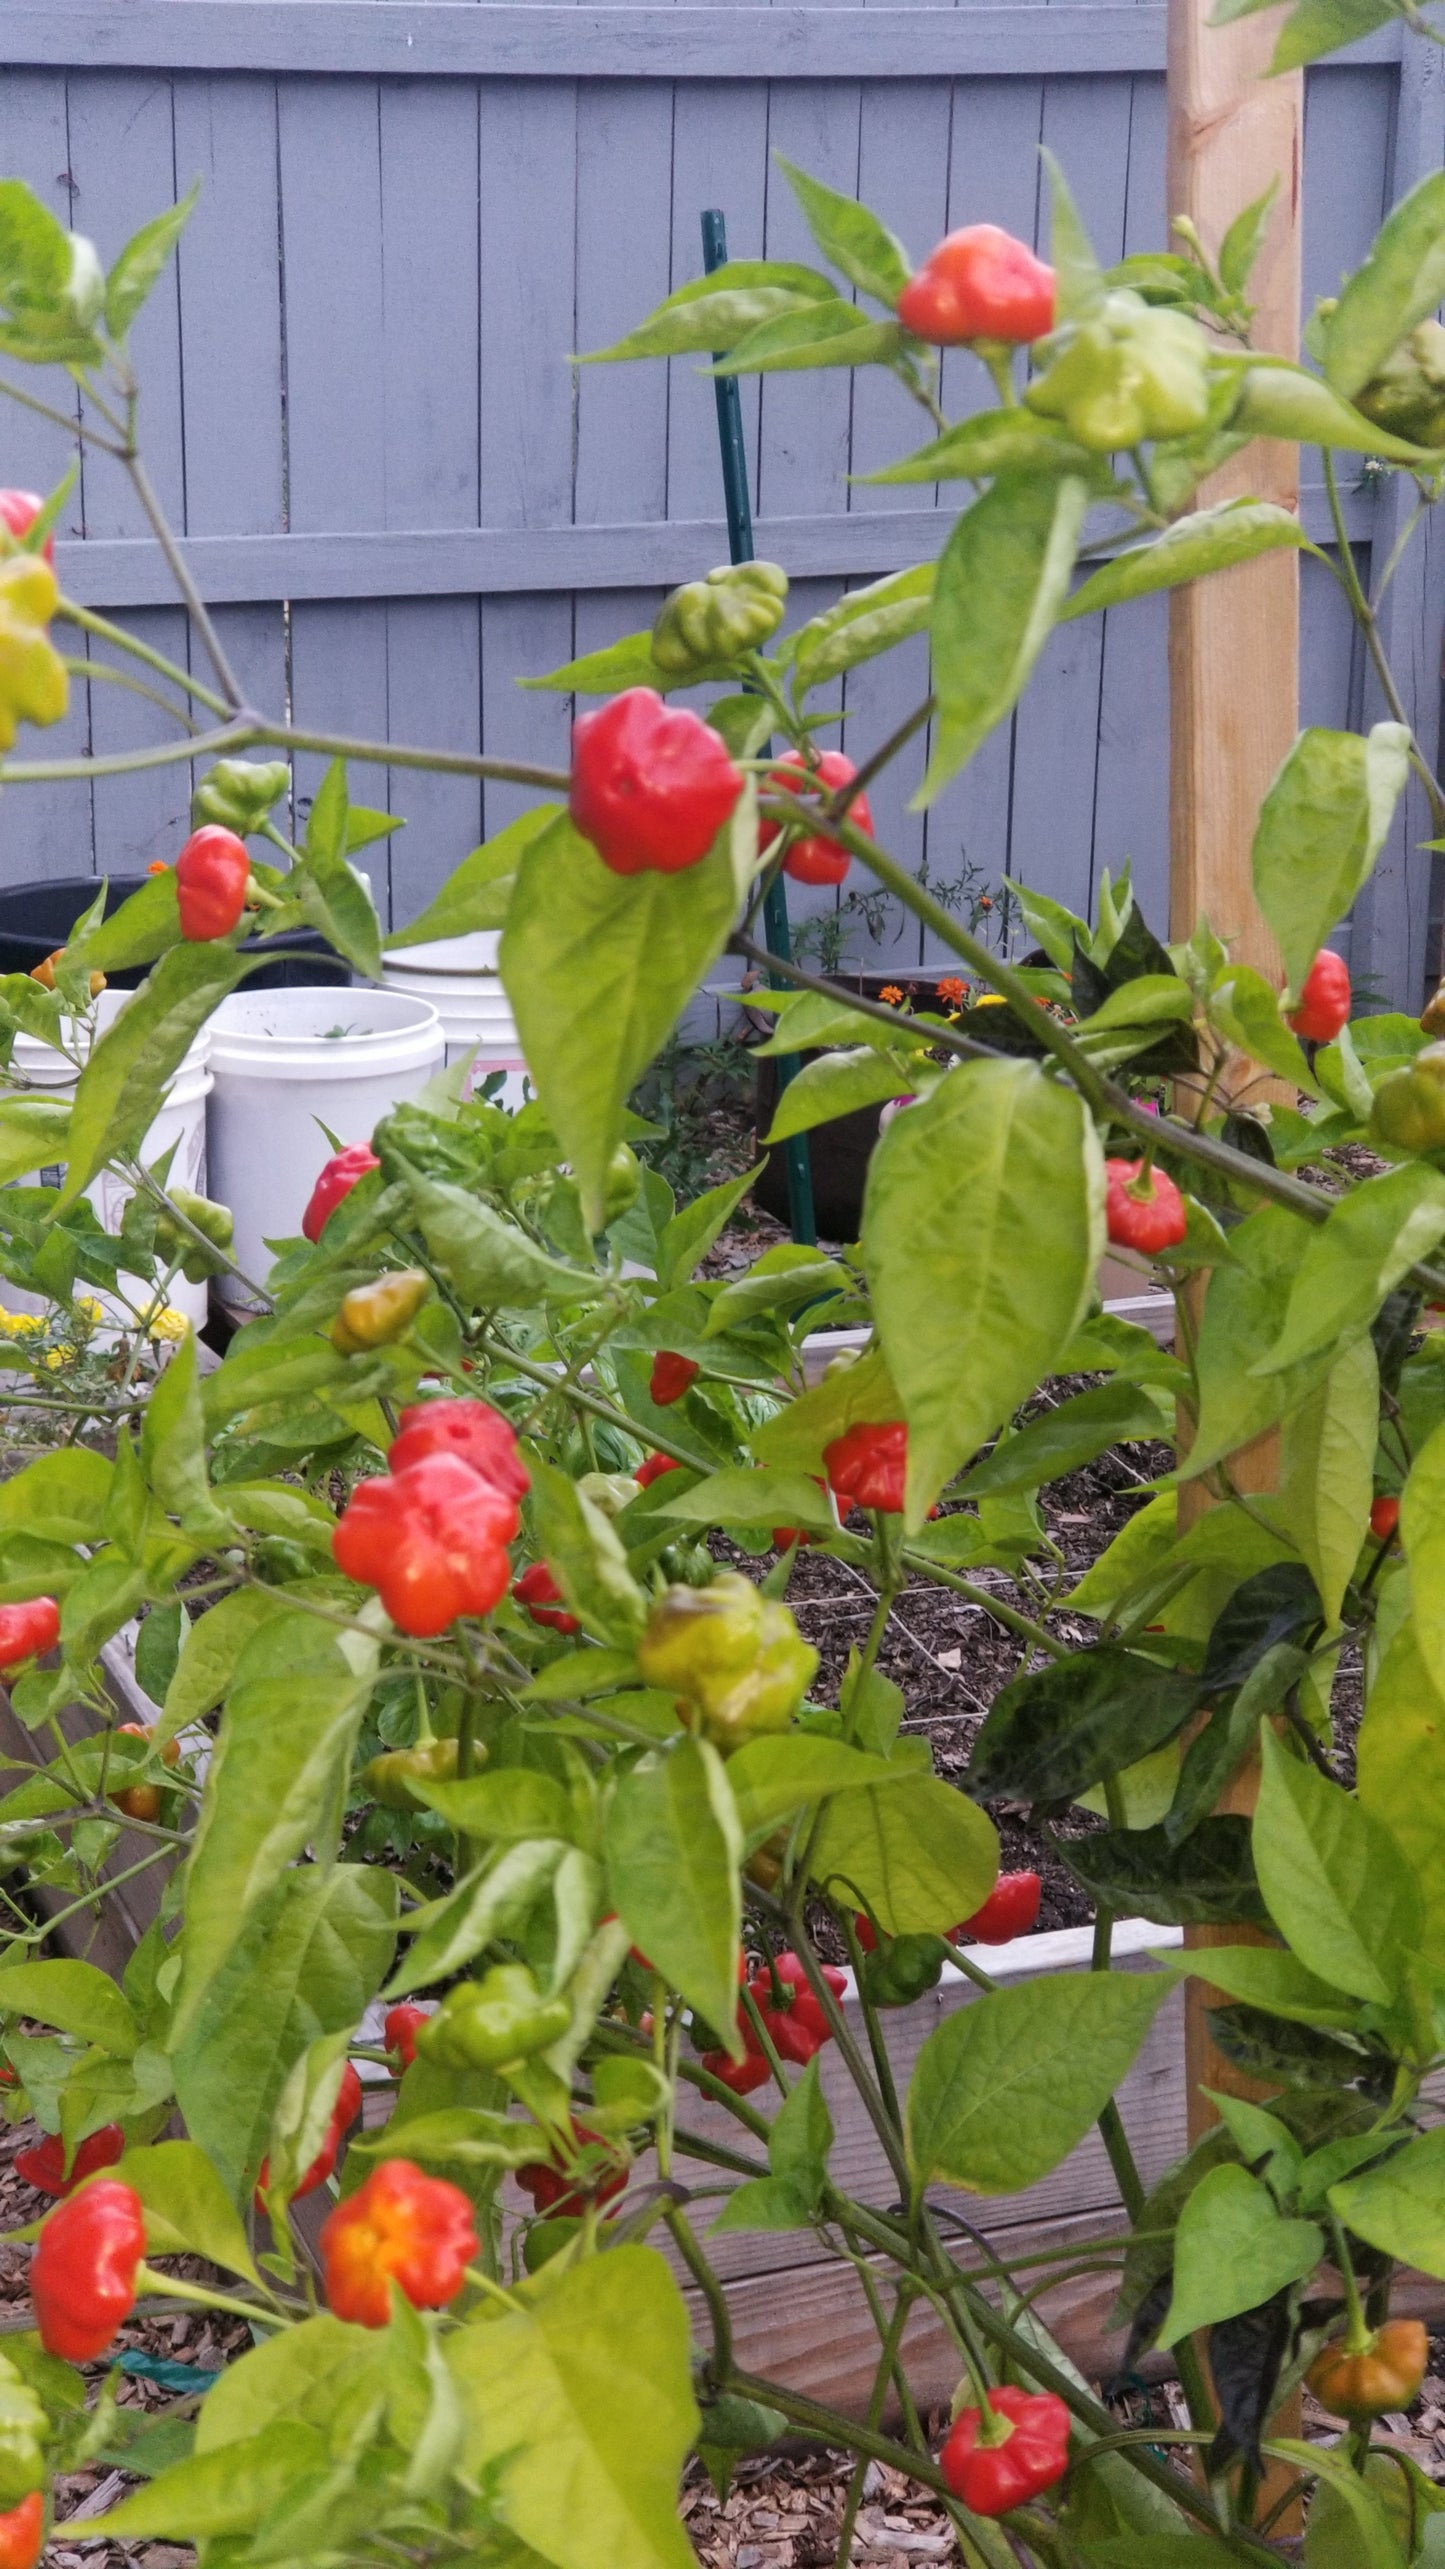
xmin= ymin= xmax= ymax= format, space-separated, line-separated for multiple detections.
xmin=725 ymin=2366 xmax=956 ymax=2500
xmin=665 ymin=2203 xmax=732 ymax=2387
xmin=833 ymin=2282 xmax=916 ymax=2569
xmin=122 ymin=448 xmax=246 ymax=710
xmin=55 ymin=598 xmax=234 ymax=719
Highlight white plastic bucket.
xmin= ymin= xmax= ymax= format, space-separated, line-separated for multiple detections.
xmin=382 ymin=935 xmax=524 ymax=1099
xmin=0 ymin=992 xmax=213 ymax=1333
xmin=207 ymin=986 xmax=444 ymax=1311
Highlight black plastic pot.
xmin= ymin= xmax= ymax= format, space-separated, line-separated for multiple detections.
xmin=0 ymin=877 xmax=351 ymax=991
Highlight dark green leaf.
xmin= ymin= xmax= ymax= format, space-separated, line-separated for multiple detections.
xmin=969 ymin=1648 xmax=1203 ymax=1804
xmin=1057 ymin=1818 xmax=1268 ymax=1926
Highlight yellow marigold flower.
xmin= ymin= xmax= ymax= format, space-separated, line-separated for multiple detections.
xmin=148 ymin=1306 xmax=190 ymax=1344
xmin=75 ymin=1295 xmax=106 ymax=1327
xmin=0 ymin=1312 xmax=43 ymax=1337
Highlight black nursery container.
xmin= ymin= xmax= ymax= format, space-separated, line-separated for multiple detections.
xmin=0 ymin=877 xmax=351 ymax=991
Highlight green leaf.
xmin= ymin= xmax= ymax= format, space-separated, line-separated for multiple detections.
xmin=1325 ymin=170 xmax=1445 ymax=399
xmin=447 ymin=2246 xmax=698 ymax=2569
xmin=860 ymin=412 xmax=1092 ymax=489
xmin=1277 ymin=1334 xmax=1376 ymax=1626
xmin=787 ymin=564 xmax=934 ymax=694
xmin=918 ymin=473 xmax=1089 ymax=806
xmin=140 ymin=1325 xmax=216 ymax=1527
xmin=0 ymin=181 xmax=71 ymax=307
xmin=383 ymin=806 xmax=559 ymax=949
xmin=1256 ymin=1165 xmax=1445 ymax=1377
xmin=656 ymin=1163 xmax=762 ymax=1294
xmin=1399 ymin=1419 xmax=1445 ymax=1706
xmin=1358 ymin=1621 xmax=1445 ymax=1969
xmin=1043 ymin=149 xmax=1105 ymax=323
xmin=752 ymin=1341 xmax=899 ymax=1475
xmin=969 ymin=1646 xmax=1202 ymax=1803
xmin=97 ymin=2426 xmax=329 ymax=2538
xmin=195 ymin=2313 xmax=388 ymax=2454
xmin=1252 ymin=723 xmax=1410 ymax=997
xmin=294 ymin=761 xmax=383 ymax=982
xmin=386 ymin=1840 xmax=566 ymax=1996
xmin=585 ymin=262 xmax=835 ymax=363
xmin=775 ymin=156 xmax=910 ymax=307
xmin=1209 ymin=963 xmax=1318 ymax=1095
xmin=1329 ymin=2130 xmax=1445 ymax=2278
xmin=1165 ymin=1943 xmax=1363 ymax=2026
xmin=1253 ymin=1727 xmax=1420 ymax=2003
xmin=66 ymin=869 xmax=181 ymax=976
xmin=172 ymin=1614 xmax=375 ymax=2043
xmin=810 ymin=1771 xmax=998 ymax=1935
xmin=712 ymin=304 xmax=903 ymax=377
xmin=957 ymin=1380 xmax=1170 ymax=1499
xmin=1285 ymin=2441 xmax=1410 ymax=2569
xmin=1230 ymin=357 xmax=1435 ymax=461
xmin=105 ymin=182 xmax=198 ymax=340
xmin=60 ymin=942 xmax=247 ymax=1208
xmin=726 ymin=1735 xmax=911 ymax=1838
xmin=603 ymin=1738 xmax=741 ymax=2043
xmin=1159 ymin=2164 xmax=1322 ymax=2343
xmin=413 ymin=1770 xmax=576 ymax=1845
xmin=1183 ymin=1205 xmax=1333 ymax=1481
xmin=0 ymin=1096 xmax=71 ymax=1186
xmin=0 ymin=1959 xmax=137 ymax=2057
xmin=1059 ymin=1818 xmax=1268 ymax=1927
xmin=1063 ymin=503 xmax=1311 ymax=622
xmin=1219 ymin=181 xmax=1279 ymax=296
xmin=171 ymin=1866 xmax=397 ymax=2198
xmin=0 ymin=1448 xmax=111 ymax=1544
xmin=529 ymin=1455 xmax=647 ymax=1644
xmin=110 ymin=2139 xmax=260 ymax=2283
xmin=765 ymin=1047 xmax=915 ymax=1141
xmin=520 ymin=632 xmax=731 ymax=699
xmin=864 ymin=1058 xmax=1102 ymax=1525
xmin=906 ymin=1971 xmax=1168 ymax=2191
xmin=501 ymin=809 xmax=746 ymax=1233
xmin=402 ymin=1165 xmax=599 ymax=1309
xmin=661 ymin=1468 xmax=837 ymax=1536
xmin=159 ymin=1587 xmax=290 ymax=1740
xmin=704 ymin=1249 xmax=855 ymax=1337
xmin=712 ymin=2052 xmax=834 ymax=2234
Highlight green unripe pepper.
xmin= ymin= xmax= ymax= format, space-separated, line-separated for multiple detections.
xmin=602 ymin=1143 xmax=643 ymax=1227
xmin=1026 ymin=293 xmax=1210 ymax=450
xmin=637 ymin=1571 xmax=817 ymax=1751
xmin=652 ymin=561 xmax=788 ymax=676
xmin=191 ymin=757 xmax=291 ymax=837
xmin=362 ymin=1737 xmax=462 ymax=1812
xmin=1355 ymin=320 xmax=1445 ymax=450
xmin=860 ymin=1933 xmax=947 ymax=2009
xmin=154 ymin=1185 xmax=235 ymax=1283
xmin=1370 ymin=1044 xmax=1445 ymax=1155
xmin=416 ymin=1963 xmax=571 ymax=2072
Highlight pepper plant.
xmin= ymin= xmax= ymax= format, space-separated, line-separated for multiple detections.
xmin=0 ymin=48 xmax=1441 ymax=2569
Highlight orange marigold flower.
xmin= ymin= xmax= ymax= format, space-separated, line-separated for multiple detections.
xmin=879 ymin=985 xmax=904 ymax=1006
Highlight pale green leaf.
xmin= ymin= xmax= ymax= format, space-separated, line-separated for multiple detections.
xmin=907 ymin=1971 xmax=1169 ymax=2191
xmin=918 ymin=473 xmax=1088 ymax=806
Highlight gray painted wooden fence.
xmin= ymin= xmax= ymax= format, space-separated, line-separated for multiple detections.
xmin=1 ymin=2 xmax=1441 ymax=1003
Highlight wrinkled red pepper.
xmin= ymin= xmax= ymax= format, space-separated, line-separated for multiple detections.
xmin=30 ymin=2178 xmax=147 ymax=2362
xmin=513 ymin=1561 xmax=580 ymax=1634
xmin=15 ymin=2124 xmax=125 ymax=2199
xmin=635 ymin=1452 xmax=684 ymax=1490
xmin=824 ymin=1420 xmax=908 ymax=1516
xmin=1104 ymin=1159 xmax=1187 ymax=1256
xmin=0 ymin=1600 xmax=59 ymax=1670
xmin=256 ymin=2063 xmax=362 ymax=2206
xmin=388 ymin=1397 xmax=530 ymax=1502
xmin=0 ymin=2493 xmax=43 ymax=2569
xmin=301 ymin=1143 xmax=381 ymax=1244
xmin=747 ymin=1952 xmax=848 ymax=2066
xmin=952 ymin=1871 xmax=1042 ymax=1946
xmin=649 ymin=1351 xmax=700 ymax=1407
xmin=758 ymin=749 xmax=873 ymax=888
xmin=175 ymin=825 xmax=251 ymax=943
xmin=515 ymin=2121 xmax=628 ymax=2219
xmin=383 ymin=2005 xmax=430 ymax=2077
xmin=320 ymin=2156 xmax=477 ymax=2329
xmin=569 ymin=688 xmax=744 ymax=877
xmin=333 ymin=1453 xmax=518 ymax=1637
xmin=1286 ymin=949 xmax=1351 ymax=1045
xmin=940 ymin=2385 xmax=1071 ymax=2514
xmin=897 ymin=226 xmax=1055 ymax=347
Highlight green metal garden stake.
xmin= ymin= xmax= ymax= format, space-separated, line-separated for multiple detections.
xmin=701 ymin=208 xmax=818 ymax=1249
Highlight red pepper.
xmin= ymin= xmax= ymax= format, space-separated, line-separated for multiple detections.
xmin=758 ymin=750 xmax=873 ymax=888
xmin=319 ymin=2156 xmax=477 ymax=2329
xmin=15 ymin=2124 xmax=125 ymax=2199
xmin=649 ymin=1351 xmax=700 ymax=1407
xmin=333 ymin=1454 xmax=518 ymax=1637
xmin=384 ymin=2005 xmax=430 ymax=2076
xmin=823 ymin=1420 xmax=908 ymax=1516
xmin=635 ymin=1452 xmax=684 ymax=1490
xmin=256 ymin=2063 xmax=362 ymax=2207
xmin=700 ymin=2048 xmax=772 ymax=2095
xmin=853 ymin=1917 xmax=880 ymax=1954
xmin=301 ymin=1143 xmax=381 ymax=1244
xmin=174 ymin=824 xmax=250 ymax=943
xmin=1104 ymin=1159 xmax=1187 ymax=1256
xmin=513 ymin=1561 xmax=580 ymax=1634
xmin=0 ymin=1600 xmax=59 ymax=1671
xmin=1370 ymin=1493 xmax=1401 ymax=1542
xmin=897 ymin=226 xmax=1055 ymax=347
xmin=388 ymin=1397 xmax=530 ymax=1503
xmin=772 ymin=1524 xmax=813 ymax=1552
xmin=747 ymin=1953 xmax=848 ymax=2066
xmin=30 ymin=2178 xmax=147 ymax=2362
xmin=1286 ymin=949 xmax=1351 ymax=1045
xmin=569 ymin=688 xmax=744 ymax=877
xmin=953 ymin=1871 xmax=1042 ymax=1946
xmin=0 ymin=2493 xmax=43 ymax=2569
xmin=940 ymin=2385 xmax=1071 ymax=2514
xmin=515 ymin=2122 xmax=628 ymax=2219
xmin=0 ymin=493 xmax=52 ymax=568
